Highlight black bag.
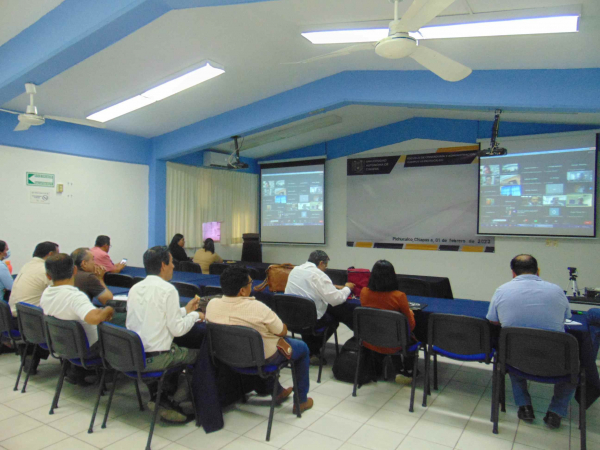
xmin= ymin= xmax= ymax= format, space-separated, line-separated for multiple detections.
xmin=332 ymin=338 xmax=375 ymax=386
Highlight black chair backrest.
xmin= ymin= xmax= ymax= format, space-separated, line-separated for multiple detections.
xmin=98 ymin=322 xmax=145 ymax=373
xmin=209 ymin=263 xmax=228 ymax=275
xmin=171 ymin=282 xmax=201 ymax=298
xmin=272 ymin=294 xmax=317 ymax=332
xmin=203 ymin=286 xmax=223 ymax=297
xmin=207 ymin=323 xmax=266 ymax=369
xmin=325 ymin=269 xmax=348 ymax=286
xmin=16 ymin=303 xmax=47 ymax=345
xmin=499 ymin=327 xmax=580 ymax=384
xmin=354 ymin=307 xmax=411 ymax=356
xmin=0 ymin=300 xmax=13 ymax=332
xmin=179 ymin=261 xmax=202 ymax=274
xmin=44 ymin=316 xmax=89 ymax=360
xmin=132 ymin=276 xmax=145 ymax=285
xmin=104 ymin=273 xmax=135 ymax=288
xmin=172 ymin=260 xmax=181 ymax=272
xmin=396 ymin=276 xmax=431 ymax=297
xmin=428 ymin=313 xmax=492 ymax=362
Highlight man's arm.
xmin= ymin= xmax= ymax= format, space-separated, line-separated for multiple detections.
xmin=83 ymin=306 xmax=114 ymax=325
xmin=109 ymin=262 xmax=125 ymax=273
xmin=275 ymin=324 xmax=288 ymax=337
xmin=0 ymin=263 xmax=13 ymax=291
xmin=486 ymin=290 xmax=501 ymax=325
xmin=96 ymin=289 xmax=114 ymax=305
xmin=316 ymin=275 xmax=351 ymax=307
xmin=165 ymin=289 xmax=199 ymax=337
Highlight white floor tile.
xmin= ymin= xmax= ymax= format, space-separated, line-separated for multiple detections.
xmin=245 ymin=420 xmax=303 ymax=448
xmin=366 ymin=408 xmax=420 ymax=435
xmin=310 ymin=381 xmax=352 ymax=400
xmin=308 ymin=392 xmax=344 ymax=413
xmin=282 ymin=429 xmax=343 ymax=450
xmin=274 ymin=403 xmax=325 ymax=428
xmin=74 ymin=419 xmax=140 ymax=448
xmin=3 ymin=390 xmax=56 ymax=413
xmin=51 ymin=407 xmax=96 ymax=435
xmin=307 ymin=414 xmax=362 ymax=441
xmin=396 ymin=435 xmax=453 ymax=450
xmin=24 ymin=398 xmax=85 ymax=424
xmin=0 ymin=415 xmax=42 ymax=441
xmin=40 ymin=437 xmax=98 ymax=450
xmin=103 ymin=429 xmax=171 ymax=450
xmin=0 ymin=386 xmax=39 ymax=404
xmin=408 ymin=418 xmax=464 ymax=448
xmin=176 ymin=428 xmax=239 ymax=450
xmin=345 ymin=390 xmax=395 ymax=408
xmin=328 ymin=399 xmax=378 ymax=423
xmin=0 ymin=424 xmax=68 ymax=450
xmin=222 ymin=436 xmax=276 ymax=450
xmin=223 ymin=409 xmax=266 ymax=435
xmin=514 ymin=421 xmax=571 ymax=450
xmin=455 ymin=429 xmax=514 ymax=450
xmin=441 ymin=380 xmax=486 ymax=398
xmin=0 ymin=406 xmax=19 ymax=423
xmin=347 ymin=424 xmax=405 ymax=450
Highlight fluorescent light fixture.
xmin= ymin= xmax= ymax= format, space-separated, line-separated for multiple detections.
xmin=301 ymin=15 xmax=579 ymax=44
xmin=87 ymin=62 xmax=225 ymax=122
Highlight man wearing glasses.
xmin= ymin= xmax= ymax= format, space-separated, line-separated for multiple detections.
xmin=90 ymin=235 xmax=126 ymax=273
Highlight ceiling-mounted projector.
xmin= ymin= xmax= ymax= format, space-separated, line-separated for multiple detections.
xmin=478 ymin=109 xmax=507 ymax=157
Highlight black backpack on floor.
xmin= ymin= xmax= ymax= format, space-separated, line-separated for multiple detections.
xmin=332 ymin=337 xmax=376 ymax=386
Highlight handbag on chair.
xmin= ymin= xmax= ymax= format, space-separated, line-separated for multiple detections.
xmin=254 ymin=264 xmax=295 ymax=293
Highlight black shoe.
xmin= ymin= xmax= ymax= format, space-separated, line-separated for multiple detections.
xmin=543 ymin=411 xmax=562 ymax=429
xmin=517 ymin=405 xmax=535 ymax=422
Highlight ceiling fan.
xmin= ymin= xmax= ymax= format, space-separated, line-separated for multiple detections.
xmin=0 ymin=83 xmax=105 ymax=131
xmin=290 ymin=0 xmax=472 ymax=82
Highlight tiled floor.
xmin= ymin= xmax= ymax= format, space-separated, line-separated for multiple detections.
xmin=0 ymin=330 xmax=598 ymax=450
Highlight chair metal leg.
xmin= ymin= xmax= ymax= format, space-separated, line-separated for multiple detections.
xmin=185 ymin=371 xmax=198 ymax=424
xmin=13 ymin=343 xmax=29 ymax=391
xmin=101 ymin=371 xmax=119 ymax=429
xmin=409 ymin=350 xmax=419 ymax=413
xmin=490 ymin=357 xmax=497 ymax=422
xmin=88 ymin=369 xmax=107 ymax=433
xmin=134 ymin=379 xmax=144 ymax=411
xmin=422 ymin=347 xmax=430 ymax=407
xmin=146 ymin=375 xmax=165 ymax=450
xmin=49 ymin=359 xmax=68 ymax=414
xmin=317 ymin=329 xmax=328 ymax=383
xmin=266 ymin=372 xmax=280 ymax=442
xmin=289 ymin=360 xmax=302 ymax=418
xmin=433 ymin=353 xmax=438 ymax=391
xmin=334 ymin=330 xmax=339 ymax=356
xmin=492 ymin=369 xmax=501 ymax=434
xmin=238 ymin=374 xmax=247 ymax=403
xmin=500 ymin=372 xmax=506 ymax=412
xmin=21 ymin=344 xmax=38 ymax=393
xmin=352 ymin=345 xmax=362 ymax=397
xmin=580 ymin=370 xmax=586 ymax=450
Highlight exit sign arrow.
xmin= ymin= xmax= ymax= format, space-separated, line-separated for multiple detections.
xmin=26 ymin=172 xmax=55 ymax=187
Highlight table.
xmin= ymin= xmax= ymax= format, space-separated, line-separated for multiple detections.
xmin=210 ymin=261 xmax=273 ymax=280
xmin=120 ymin=266 xmax=221 ymax=289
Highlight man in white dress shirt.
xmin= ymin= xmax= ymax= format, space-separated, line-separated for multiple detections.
xmin=285 ymin=250 xmax=355 ymax=363
xmin=126 ymin=246 xmax=202 ymax=422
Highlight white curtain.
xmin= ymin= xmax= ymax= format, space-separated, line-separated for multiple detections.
xmin=166 ymin=162 xmax=258 ymax=246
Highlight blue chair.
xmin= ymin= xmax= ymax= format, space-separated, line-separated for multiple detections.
xmin=44 ymin=316 xmax=109 ymax=415
xmin=352 ymin=307 xmax=426 ymax=413
xmin=206 ymin=322 xmax=301 ymax=442
xmin=423 ymin=314 xmax=497 ymax=413
xmin=272 ymin=294 xmax=339 ymax=383
xmin=15 ymin=303 xmax=50 ymax=392
xmin=493 ymin=327 xmax=585 ymax=449
xmin=93 ymin=322 xmax=195 ymax=450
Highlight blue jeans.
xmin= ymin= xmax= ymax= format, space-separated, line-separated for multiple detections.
xmin=509 ymin=373 xmax=577 ymax=418
xmin=587 ymin=308 xmax=600 ymax=359
xmin=269 ymin=338 xmax=310 ymax=403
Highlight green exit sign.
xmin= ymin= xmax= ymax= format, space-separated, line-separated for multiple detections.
xmin=26 ymin=172 xmax=55 ymax=187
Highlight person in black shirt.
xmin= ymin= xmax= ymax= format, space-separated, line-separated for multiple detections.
xmin=168 ymin=233 xmax=192 ymax=265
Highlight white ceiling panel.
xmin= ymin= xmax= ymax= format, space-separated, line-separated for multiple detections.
xmin=1 ymin=0 xmax=599 ymax=138
xmin=0 ymin=0 xmax=64 ymax=47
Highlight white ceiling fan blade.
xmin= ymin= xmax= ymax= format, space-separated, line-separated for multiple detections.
xmin=397 ymin=0 xmax=456 ymax=32
xmin=14 ymin=121 xmax=31 ymax=131
xmin=283 ymin=43 xmax=375 ymax=64
xmin=45 ymin=115 xmax=106 ymax=129
xmin=0 ymin=108 xmax=21 ymax=115
xmin=410 ymin=44 xmax=472 ymax=82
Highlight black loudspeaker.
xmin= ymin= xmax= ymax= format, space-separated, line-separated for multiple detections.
xmin=241 ymin=233 xmax=262 ymax=263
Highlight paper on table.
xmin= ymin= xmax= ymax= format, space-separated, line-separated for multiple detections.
xmin=113 ymin=294 xmax=128 ymax=301
xmin=565 ymin=319 xmax=582 ymax=326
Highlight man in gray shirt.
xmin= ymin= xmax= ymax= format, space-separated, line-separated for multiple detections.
xmin=487 ymin=254 xmax=573 ymax=429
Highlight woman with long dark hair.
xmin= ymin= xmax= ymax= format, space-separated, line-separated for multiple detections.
xmin=193 ymin=238 xmax=223 ymax=274
xmin=360 ymin=260 xmax=416 ymax=379
xmin=168 ymin=233 xmax=191 ymax=264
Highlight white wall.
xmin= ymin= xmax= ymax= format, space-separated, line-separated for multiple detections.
xmin=0 ymin=145 xmax=149 ymax=271
xmin=262 ymin=137 xmax=600 ymax=301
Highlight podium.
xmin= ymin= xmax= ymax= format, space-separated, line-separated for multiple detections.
xmin=241 ymin=233 xmax=262 ymax=263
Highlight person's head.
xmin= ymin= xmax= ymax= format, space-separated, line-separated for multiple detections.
xmin=0 ymin=240 xmax=8 ymax=260
xmin=169 ymin=233 xmax=185 ymax=249
xmin=45 ymin=253 xmax=76 ymax=283
xmin=368 ymin=260 xmax=398 ymax=292
xmin=510 ymin=254 xmax=539 ymax=277
xmin=308 ymin=250 xmax=329 ymax=272
xmin=220 ymin=265 xmax=252 ymax=297
xmin=143 ymin=246 xmax=174 ymax=280
xmin=33 ymin=241 xmax=59 ymax=259
xmin=203 ymin=238 xmax=215 ymax=254
xmin=95 ymin=235 xmax=111 ymax=252
xmin=71 ymin=247 xmax=96 ymax=273
xmin=485 ymin=176 xmax=493 ymax=185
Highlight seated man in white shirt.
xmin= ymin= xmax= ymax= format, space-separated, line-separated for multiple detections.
xmin=285 ymin=250 xmax=355 ymax=364
xmin=126 ymin=246 xmax=202 ymax=423
xmin=40 ymin=253 xmax=114 ymax=384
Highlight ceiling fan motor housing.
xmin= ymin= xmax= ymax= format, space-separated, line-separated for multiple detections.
xmin=375 ymin=34 xmax=417 ymax=59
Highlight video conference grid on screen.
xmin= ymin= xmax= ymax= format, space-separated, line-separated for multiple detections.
xmin=478 ymin=148 xmax=597 ymax=237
